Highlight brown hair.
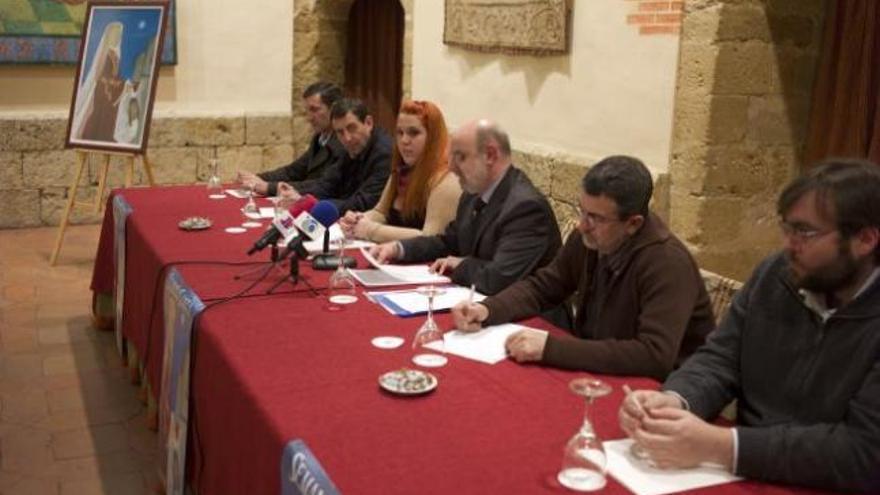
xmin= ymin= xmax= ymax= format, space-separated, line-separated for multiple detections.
xmin=390 ymin=100 xmax=450 ymax=220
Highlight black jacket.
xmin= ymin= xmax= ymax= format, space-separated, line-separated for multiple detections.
xmin=399 ymin=166 xmax=561 ymax=295
xmin=298 ymin=128 xmax=391 ymax=215
xmin=258 ymin=132 xmax=345 ymax=196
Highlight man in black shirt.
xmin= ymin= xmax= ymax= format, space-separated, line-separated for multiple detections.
xmin=237 ymin=81 xmax=345 ymax=196
xmin=280 ymin=98 xmax=391 ymax=215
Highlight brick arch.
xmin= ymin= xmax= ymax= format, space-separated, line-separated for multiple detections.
xmin=291 ymin=0 xmax=413 ymax=154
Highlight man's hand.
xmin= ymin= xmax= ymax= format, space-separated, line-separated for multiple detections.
xmin=339 ymin=211 xmax=363 ymax=238
xmin=237 ymin=170 xmax=269 ymax=195
xmin=504 ymin=328 xmax=549 ymax=363
xmin=618 ymin=390 xmax=683 ymax=437
xmin=429 ymin=256 xmax=463 ymax=274
xmin=633 ymin=407 xmax=734 ymax=470
xmin=276 ymin=182 xmax=301 ymax=201
xmin=370 ymin=242 xmax=400 ymax=264
xmin=451 ymin=302 xmax=489 ymax=332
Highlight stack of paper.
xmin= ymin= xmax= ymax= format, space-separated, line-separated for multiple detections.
xmin=424 ymin=324 xmax=536 ymax=364
xmin=604 ymin=438 xmax=741 ymax=495
xmin=349 ymin=246 xmax=450 ymax=286
xmin=367 ymin=286 xmax=487 ymax=316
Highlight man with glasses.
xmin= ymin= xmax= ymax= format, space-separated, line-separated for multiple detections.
xmin=370 ymin=119 xmax=560 ymax=294
xmin=618 ymin=159 xmax=880 ymax=492
xmin=452 ymin=155 xmax=714 ymax=379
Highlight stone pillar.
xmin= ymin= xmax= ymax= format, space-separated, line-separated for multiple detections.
xmin=669 ymin=0 xmax=826 ymax=280
xmin=292 ymin=0 xmax=413 ymax=154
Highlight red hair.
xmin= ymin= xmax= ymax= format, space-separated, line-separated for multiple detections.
xmin=390 ymin=100 xmax=450 ymax=220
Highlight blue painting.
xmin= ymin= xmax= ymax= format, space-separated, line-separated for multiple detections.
xmin=66 ymin=3 xmax=167 ymax=152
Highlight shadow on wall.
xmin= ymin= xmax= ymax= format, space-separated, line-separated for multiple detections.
xmin=446 ymin=46 xmax=572 ymax=104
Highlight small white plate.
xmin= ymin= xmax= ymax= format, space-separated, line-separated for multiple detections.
xmin=208 ymin=194 xmax=227 ymax=199
xmin=371 ymin=336 xmax=404 ymax=349
xmin=412 ymin=353 xmax=448 ymax=368
xmin=242 ymin=221 xmax=263 ymax=228
xmin=329 ymin=294 xmax=358 ymax=305
xmin=225 ymin=227 xmax=247 ymax=234
xmin=378 ymin=368 xmax=438 ymax=395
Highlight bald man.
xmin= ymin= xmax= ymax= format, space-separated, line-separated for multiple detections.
xmin=371 ymin=119 xmax=561 ymax=295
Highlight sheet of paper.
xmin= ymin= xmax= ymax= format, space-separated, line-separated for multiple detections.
xmin=224 ymin=188 xmax=250 ymax=199
xmin=367 ymin=286 xmax=486 ymax=315
xmin=604 ymin=438 xmax=741 ymax=495
xmin=424 ymin=324 xmax=530 ymax=364
xmin=357 ymin=246 xmax=450 ymax=285
xmin=303 ymin=225 xmax=372 ymax=254
xmin=258 ymin=207 xmax=275 ymax=219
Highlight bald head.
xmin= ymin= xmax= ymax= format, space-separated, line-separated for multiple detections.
xmin=449 ymin=119 xmax=512 ymax=194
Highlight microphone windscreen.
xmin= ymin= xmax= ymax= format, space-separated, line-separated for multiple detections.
xmin=289 ymin=194 xmax=317 ymax=218
xmin=310 ymin=201 xmax=339 ymax=227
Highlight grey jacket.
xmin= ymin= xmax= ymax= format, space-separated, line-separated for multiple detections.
xmin=664 ymin=252 xmax=880 ymax=492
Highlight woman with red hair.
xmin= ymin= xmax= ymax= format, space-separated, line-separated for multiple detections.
xmin=340 ymin=100 xmax=461 ymax=242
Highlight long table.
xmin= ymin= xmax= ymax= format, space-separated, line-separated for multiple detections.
xmin=91 ymin=186 xmax=832 ymax=495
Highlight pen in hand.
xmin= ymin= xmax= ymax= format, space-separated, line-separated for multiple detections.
xmin=623 ymin=385 xmax=649 ymax=419
xmin=467 ymin=283 xmax=475 ymax=305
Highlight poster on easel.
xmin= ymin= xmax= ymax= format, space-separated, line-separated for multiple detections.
xmin=65 ymin=1 xmax=168 ymax=153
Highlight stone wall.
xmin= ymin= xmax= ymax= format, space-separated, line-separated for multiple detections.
xmin=669 ymin=0 xmax=826 ymax=280
xmin=514 ymin=149 xmax=671 ymax=240
xmin=0 ymin=114 xmax=294 ymax=229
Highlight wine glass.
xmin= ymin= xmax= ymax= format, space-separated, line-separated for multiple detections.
xmin=241 ymin=186 xmax=262 ymax=228
xmin=326 ymin=236 xmax=358 ymax=309
xmin=412 ymin=285 xmax=445 ymax=351
xmin=558 ymin=376 xmax=612 ymax=492
xmin=206 ymin=158 xmax=225 ymax=198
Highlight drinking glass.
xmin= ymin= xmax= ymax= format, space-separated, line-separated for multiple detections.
xmin=326 ymin=237 xmax=358 ymax=309
xmin=206 ymin=158 xmax=224 ymax=198
xmin=558 ymin=377 xmax=612 ymax=492
xmin=412 ymin=285 xmax=445 ymax=350
xmin=241 ymin=186 xmax=262 ymax=228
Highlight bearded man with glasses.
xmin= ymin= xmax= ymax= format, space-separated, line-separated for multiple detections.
xmin=619 ymin=159 xmax=880 ymax=492
xmin=452 ymin=155 xmax=715 ymax=379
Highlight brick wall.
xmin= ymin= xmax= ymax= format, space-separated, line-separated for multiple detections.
xmin=626 ymin=0 xmax=683 ymax=35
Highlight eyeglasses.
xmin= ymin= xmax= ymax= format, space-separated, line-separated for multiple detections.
xmin=779 ymin=221 xmax=836 ymax=243
xmin=577 ymin=207 xmax=621 ymax=226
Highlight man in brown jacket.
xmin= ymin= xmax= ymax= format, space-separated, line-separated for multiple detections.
xmin=452 ymin=155 xmax=715 ymax=380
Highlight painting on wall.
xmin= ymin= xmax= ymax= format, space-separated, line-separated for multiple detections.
xmin=0 ymin=0 xmax=176 ymax=65
xmin=65 ymin=1 xmax=167 ymax=153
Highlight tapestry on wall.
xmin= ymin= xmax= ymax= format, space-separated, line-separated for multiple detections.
xmin=0 ymin=0 xmax=176 ymax=65
xmin=443 ymin=0 xmax=570 ymax=56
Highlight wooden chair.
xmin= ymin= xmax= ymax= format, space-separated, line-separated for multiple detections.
xmin=699 ymin=269 xmax=743 ymax=421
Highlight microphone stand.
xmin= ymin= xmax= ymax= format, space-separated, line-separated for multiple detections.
xmin=312 ymin=230 xmax=357 ymax=271
xmin=266 ymin=248 xmax=319 ymax=296
xmin=235 ymin=244 xmax=289 ymax=281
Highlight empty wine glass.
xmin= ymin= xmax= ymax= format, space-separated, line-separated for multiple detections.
xmin=241 ymin=186 xmax=262 ymax=228
xmin=206 ymin=158 xmax=225 ymax=198
xmin=326 ymin=236 xmax=358 ymax=309
xmin=412 ymin=285 xmax=445 ymax=351
xmin=558 ymin=376 xmax=612 ymax=492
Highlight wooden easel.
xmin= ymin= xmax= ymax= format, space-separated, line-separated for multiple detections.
xmin=50 ymin=148 xmax=156 ymax=265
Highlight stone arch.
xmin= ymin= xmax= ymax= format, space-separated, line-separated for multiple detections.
xmin=291 ymin=0 xmax=413 ymax=153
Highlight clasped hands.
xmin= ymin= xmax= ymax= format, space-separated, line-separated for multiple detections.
xmin=618 ymin=390 xmax=735 ymax=470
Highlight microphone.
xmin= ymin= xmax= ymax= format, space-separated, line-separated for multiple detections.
xmin=246 ymin=194 xmax=317 ymax=255
xmin=306 ymin=201 xmax=357 ymax=271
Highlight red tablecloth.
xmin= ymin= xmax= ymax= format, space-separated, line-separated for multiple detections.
xmin=91 ymin=186 xmax=835 ymax=495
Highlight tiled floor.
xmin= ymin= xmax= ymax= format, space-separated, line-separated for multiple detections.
xmin=0 ymin=225 xmax=159 ymax=495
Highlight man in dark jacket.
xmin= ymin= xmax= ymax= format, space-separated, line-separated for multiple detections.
xmin=452 ymin=155 xmax=714 ymax=379
xmin=620 ymin=159 xmax=880 ymax=493
xmin=280 ymin=98 xmax=391 ymax=215
xmin=370 ymin=119 xmax=561 ymax=295
xmin=237 ymin=81 xmax=345 ymax=196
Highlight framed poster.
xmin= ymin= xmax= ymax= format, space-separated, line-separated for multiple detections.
xmin=0 ymin=0 xmax=177 ymax=65
xmin=64 ymin=1 xmax=167 ymax=153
